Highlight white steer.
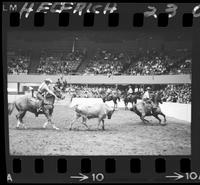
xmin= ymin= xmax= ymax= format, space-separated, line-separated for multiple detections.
xmin=69 ymin=102 xmax=115 ymax=130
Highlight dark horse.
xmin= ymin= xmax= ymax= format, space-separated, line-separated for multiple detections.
xmin=8 ymin=86 xmax=65 ymax=130
xmin=130 ymin=92 xmax=167 ymax=125
xmin=102 ymin=92 xmax=120 ymax=109
xmin=123 ymin=93 xmax=141 ymax=110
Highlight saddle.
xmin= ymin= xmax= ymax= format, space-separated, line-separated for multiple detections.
xmin=143 ymin=100 xmax=158 ymax=113
xmin=30 ymin=97 xmax=51 ymax=109
xmin=29 ymin=97 xmax=40 ymax=107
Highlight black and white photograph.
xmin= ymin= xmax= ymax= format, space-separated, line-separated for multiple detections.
xmin=7 ymin=30 xmax=191 ymax=155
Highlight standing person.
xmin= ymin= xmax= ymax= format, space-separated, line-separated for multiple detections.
xmin=56 ymin=78 xmax=62 ymax=89
xmin=106 ymin=86 xmax=112 ymax=97
xmin=29 ymin=86 xmax=34 ymax=97
xmin=127 ymin=85 xmax=133 ymax=98
xmin=36 ymin=79 xmax=58 ymax=116
xmin=134 ymin=85 xmax=139 ymax=94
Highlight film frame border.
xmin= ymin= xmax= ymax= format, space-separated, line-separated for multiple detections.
xmin=1 ymin=1 xmax=200 ymax=184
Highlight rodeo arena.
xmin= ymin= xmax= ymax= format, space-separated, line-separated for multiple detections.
xmin=7 ymin=31 xmax=191 ymax=155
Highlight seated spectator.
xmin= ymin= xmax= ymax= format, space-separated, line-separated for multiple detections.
xmin=36 ymin=50 xmax=84 ymax=74
xmin=83 ymin=50 xmax=124 ymax=75
xmin=161 ymin=84 xmax=191 ymax=104
xmin=7 ymin=55 xmax=30 ymax=74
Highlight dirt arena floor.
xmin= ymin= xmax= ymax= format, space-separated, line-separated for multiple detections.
xmin=8 ymin=105 xmax=191 ymax=155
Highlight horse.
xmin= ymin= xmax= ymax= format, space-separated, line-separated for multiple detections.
xmin=123 ymin=93 xmax=141 ymax=110
xmin=8 ymin=86 xmax=65 ymax=130
xmin=102 ymin=92 xmax=120 ymax=109
xmin=130 ymin=92 xmax=167 ymax=125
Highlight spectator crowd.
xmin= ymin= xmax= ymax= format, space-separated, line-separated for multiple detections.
xmin=84 ymin=50 xmax=125 ymax=75
xmin=7 ymin=55 xmax=30 ymax=74
xmin=127 ymin=50 xmax=191 ymax=75
xmin=161 ymin=84 xmax=191 ymax=104
xmin=8 ymin=49 xmax=191 ymax=76
xmin=36 ymin=50 xmax=84 ymax=74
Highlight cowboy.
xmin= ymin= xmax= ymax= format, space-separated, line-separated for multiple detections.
xmin=142 ymin=87 xmax=151 ymax=101
xmin=36 ymin=79 xmax=58 ymax=116
xmin=127 ymin=85 xmax=133 ymax=98
xmin=106 ymin=87 xmax=112 ymax=97
xmin=142 ymin=87 xmax=156 ymax=113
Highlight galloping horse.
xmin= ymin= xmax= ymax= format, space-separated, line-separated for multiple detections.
xmin=123 ymin=93 xmax=141 ymax=110
xmin=130 ymin=92 xmax=167 ymax=125
xmin=102 ymin=91 xmax=120 ymax=109
xmin=8 ymin=86 xmax=65 ymax=130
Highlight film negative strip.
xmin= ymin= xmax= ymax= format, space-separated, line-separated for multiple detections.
xmin=1 ymin=1 xmax=200 ymax=184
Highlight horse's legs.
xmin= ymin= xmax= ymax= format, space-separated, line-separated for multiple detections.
xmin=51 ymin=119 xmax=59 ymax=130
xmin=153 ymin=114 xmax=161 ymax=124
xmin=20 ymin=111 xmax=27 ymax=128
xmin=141 ymin=116 xmax=149 ymax=124
xmin=160 ymin=112 xmax=167 ymax=122
xmin=16 ymin=111 xmax=26 ymax=128
xmin=43 ymin=110 xmax=50 ymax=129
xmin=44 ymin=110 xmax=59 ymax=130
xmin=140 ymin=113 xmax=149 ymax=124
xmin=16 ymin=119 xmax=21 ymax=128
xmin=159 ymin=112 xmax=167 ymax=125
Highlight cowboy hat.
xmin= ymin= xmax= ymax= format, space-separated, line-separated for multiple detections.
xmin=44 ymin=78 xmax=53 ymax=83
xmin=146 ymin=87 xmax=151 ymax=90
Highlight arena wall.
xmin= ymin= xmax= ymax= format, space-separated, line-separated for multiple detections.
xmin=7 ymin=74 xmax=191 ymax=84
xmin=7 ymin=95 xmax=191 ymax=123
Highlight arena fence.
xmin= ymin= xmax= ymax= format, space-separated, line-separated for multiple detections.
xmin=8 ymin=74 xmax=191 ymax=84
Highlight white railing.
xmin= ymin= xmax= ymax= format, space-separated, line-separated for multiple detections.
xmin=7 ymin=74 xmax=191 ymax=84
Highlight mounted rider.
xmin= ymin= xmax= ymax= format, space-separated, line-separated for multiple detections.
xmin=142 ymin=87 xmax=156 ymax=113
xmin=142 ymin=87 xmax=151 ymax=101
xmin=36 ymin=79 xmax=58 ymax=116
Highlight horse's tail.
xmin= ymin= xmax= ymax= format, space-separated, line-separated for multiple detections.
xmin=8 ymin=102 xmax=15 ymax=115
